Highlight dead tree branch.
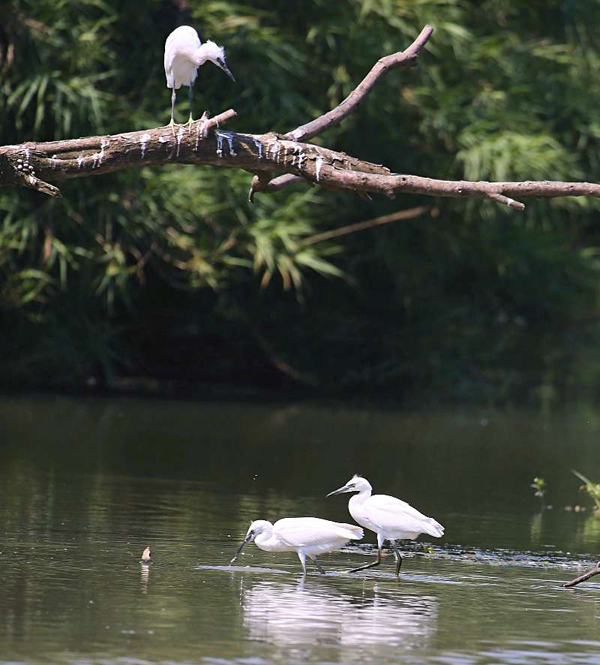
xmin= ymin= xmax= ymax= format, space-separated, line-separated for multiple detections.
xmin=303 ymin=205 xmax=431 ymax=245
xmin=563 ymin=562 xmax=600 ymax=588
xmin=283 ymin=24 xmax=434 ymax=144
xmin=2 ymin=24 xmax=600 ymax=211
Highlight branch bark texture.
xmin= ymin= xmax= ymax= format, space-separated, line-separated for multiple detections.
xmin=563 ymin=562 xmax=600 ymax=588
xmin=2 ymin=24 xmax=600 ymax=211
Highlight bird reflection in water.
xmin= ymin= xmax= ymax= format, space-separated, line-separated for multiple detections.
xmin=241 ymin=578 xmax=438 ymax=656
xmin=140 ymin=546 xmax=152 ymax=594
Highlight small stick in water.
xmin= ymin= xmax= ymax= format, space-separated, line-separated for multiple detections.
xmin=141 ymin=546 xmax=152 ymax=563
xmin=564 ymin=561 xmax=600 ymax=588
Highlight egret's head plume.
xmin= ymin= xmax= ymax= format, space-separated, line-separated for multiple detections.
xmin=246 ymin=519 xmax=272 ymax=537
xmin=197 ymin=40 xmax=235 ymax=81
xmin=230 ymin=519 xmax=272 ymax=566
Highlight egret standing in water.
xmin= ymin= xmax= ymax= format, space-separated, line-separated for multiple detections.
xmin=164 ymin=25 xmax=235 ymax=130
xmin=230 ymin=517 xmax=363 ymax=575
xmin=327 ymin=475 xmax=444 ymax=576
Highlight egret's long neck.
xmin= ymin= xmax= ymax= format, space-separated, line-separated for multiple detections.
xmin=193 ymin=45 xmax=211 ymax=66
xmin=254 ymin=527 xmax=276 ymax=550
xmin=349 ymin=487 xmax=372 ymax=508
xmin=347 ymin=488 xmax=372 ymax=527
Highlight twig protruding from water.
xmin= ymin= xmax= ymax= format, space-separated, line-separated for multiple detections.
xmin=563 ymin=562 xmax=600 ymax=588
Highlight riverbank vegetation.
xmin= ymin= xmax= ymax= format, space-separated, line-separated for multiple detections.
xmin=2 ymin=0 xmax=600 ymax=404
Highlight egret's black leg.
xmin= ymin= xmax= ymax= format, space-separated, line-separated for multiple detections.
xmin=391 ymin=544 xmax=403 ymax=576
xmin=187 ymin=84 xmax=194 ymax=130
xmin=169 ymin=88 xmax=177 ymax=134
xmin=349 ymin=547 xmax=382 ymax=573
xmin=310 ymin=556 xmax=326 ymax=575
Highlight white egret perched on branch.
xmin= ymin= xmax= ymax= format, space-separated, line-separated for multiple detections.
xmin=230 ymin=517 xmax=363 ymax=575
xmin=327 ymin=475 xmax=444 ymax=576
xmin=164 ymin=25 xmax=235 ymax=130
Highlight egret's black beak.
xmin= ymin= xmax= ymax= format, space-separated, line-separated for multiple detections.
xmin=326 ymin=484 xmax=352 ymax=498
xmin=217 ymin=59 xmax=235 ymax=82
xmin=229 ymin=531 xmax=253 ymax=565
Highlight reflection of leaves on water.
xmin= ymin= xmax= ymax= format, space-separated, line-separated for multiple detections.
xmin=242 ymin=578 xmax=438 ymax=655
xmin=576 ymin=514 xmax=600 ymax=546
xmin=530 ymin=512 xmax=543 ymax=545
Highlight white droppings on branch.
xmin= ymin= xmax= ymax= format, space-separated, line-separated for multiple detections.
xmin=140 ymin=133 xmax=151 ymax=159
xmin=77 ymin=155 xmax=84 ymax=168
xmin=91 ymin=139 xmax=110 ymax=169
xmin=297 ymin=149 xmax=306 ymax=170
xmin=215 ymin=131 xmax=236 ymax=157
xmin=176 ymin=126 xmax=185 ymax=156
xmin=315 ymin=156 xmax=324 ymax=182
xmin=195 ymin=121 xmax=203 ymax=151
xmin=252 ymin=138 xmax=263 ymax=159
xmin=224 ymin=132 xmax=236 ymax=156
xmin=266 ymin=138 xmax=280 ymax=162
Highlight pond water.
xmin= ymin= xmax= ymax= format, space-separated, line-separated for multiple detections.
xmin=1 ymin=394 xmax=600 ymax=664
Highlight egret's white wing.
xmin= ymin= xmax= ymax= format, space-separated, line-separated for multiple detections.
xmin=366 ymin=494 xmax=444 ymax=537
xmin=165 ymin=26 xmax=201 ymax=56
xmin=274 ymin=518 xmax=363 ymax=548
xmin=164 ymin=26 xmax=201 ymax=87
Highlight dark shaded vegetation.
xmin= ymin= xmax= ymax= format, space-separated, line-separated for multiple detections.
xmin=2 ymin=0 xmax=600 ymax=404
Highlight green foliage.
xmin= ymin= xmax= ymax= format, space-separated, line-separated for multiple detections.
xmin=2 ymin=0 xmax=600 ymax=397
xmin=530 ymin=477 xmax=546 ymax=497
xmin=530 ymin=477 xmax=547 ymax=509
xmin=572 ymin=470 xmax=600 ymax=511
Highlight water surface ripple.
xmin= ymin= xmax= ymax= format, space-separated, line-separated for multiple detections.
xmin=2 ymin=395 xmax=600 ymax=664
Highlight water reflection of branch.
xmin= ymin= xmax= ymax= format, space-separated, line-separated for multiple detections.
xmin=564 ymin=562 xmax=600 ymax=588
xmin=242 ymin=577 xmax=438 ymax=655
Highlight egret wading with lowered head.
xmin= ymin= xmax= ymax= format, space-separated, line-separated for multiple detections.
xmin=164 ymin=25 xmax=235 ymax=130
xmin=229 ymin=517 xmax=363 ymax=575
xmin=327 ymin=475 xmax=444 ymax=576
